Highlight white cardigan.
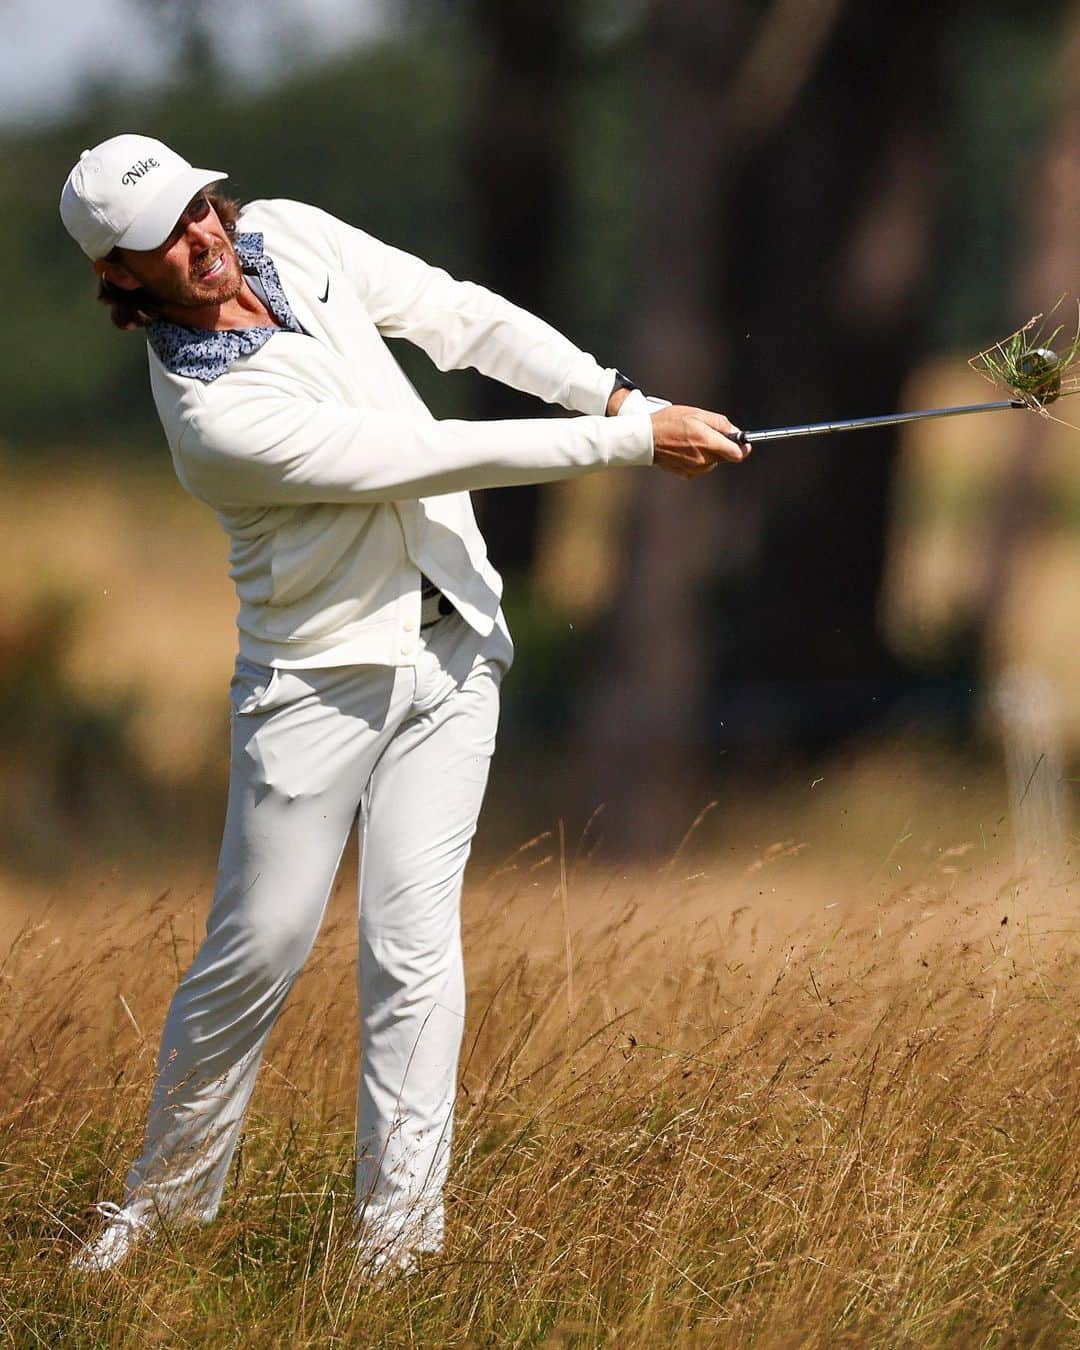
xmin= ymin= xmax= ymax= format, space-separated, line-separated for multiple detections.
xmin=147 ymin=198 xmax=655 ymax=669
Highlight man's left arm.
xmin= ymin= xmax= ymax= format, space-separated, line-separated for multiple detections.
xmin=313 ymin=205 xmax=631 ymax=416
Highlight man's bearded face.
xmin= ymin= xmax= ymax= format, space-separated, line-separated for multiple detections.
xmin=114 ymin=196 xmax=243 ymax=317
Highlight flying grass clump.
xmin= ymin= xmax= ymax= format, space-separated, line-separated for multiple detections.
xmin=970 ymin=303 xmax=1080 ymax=410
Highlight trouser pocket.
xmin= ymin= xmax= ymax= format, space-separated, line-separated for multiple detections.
xmin=230 ymin=659 xmax=283 ymax=717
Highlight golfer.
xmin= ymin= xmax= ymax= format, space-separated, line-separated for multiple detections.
xmin=59 ymin=134 xmax=747 ymax=1275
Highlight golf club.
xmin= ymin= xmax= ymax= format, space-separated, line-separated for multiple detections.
xmin=732 ymin=347 xmax=1066 ymax=446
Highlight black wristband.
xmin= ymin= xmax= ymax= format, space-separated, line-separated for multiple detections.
xmin=611 ymin=371 xmax=640 ymax=395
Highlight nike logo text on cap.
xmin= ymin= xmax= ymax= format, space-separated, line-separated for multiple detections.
xmin=121 ymin=157 xmax=160 ymax=186
xmin=318 ymin=277 xmax=330 ymax=303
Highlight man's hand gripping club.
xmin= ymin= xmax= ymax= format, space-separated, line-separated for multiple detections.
xmin=649 ymin=405 xmax=749 ymax=478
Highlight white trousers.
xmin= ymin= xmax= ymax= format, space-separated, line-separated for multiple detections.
xmin=123 ymin=609 xmax=510 ymax=1258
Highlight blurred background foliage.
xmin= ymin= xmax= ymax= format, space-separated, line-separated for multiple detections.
xmin=1 ymin=0 xmax=1079 ymax=865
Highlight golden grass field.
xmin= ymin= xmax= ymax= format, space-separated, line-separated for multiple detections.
xmin=1 ymin=787 xmax=1077 ymax=1346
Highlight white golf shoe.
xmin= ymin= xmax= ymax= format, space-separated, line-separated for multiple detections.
xmin=69 ymin=1201 xmax=156 ymax=1273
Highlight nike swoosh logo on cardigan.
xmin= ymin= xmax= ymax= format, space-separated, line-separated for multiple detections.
xmin=318 ymin=277 xmax=330 ymax=303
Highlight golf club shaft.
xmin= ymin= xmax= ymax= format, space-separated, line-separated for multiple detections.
xmin=733 ymin=398 xmax=1023 ymax=445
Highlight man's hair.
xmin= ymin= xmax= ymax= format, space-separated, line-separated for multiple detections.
xmin=96 ymin=191 xmax=244 ymax=331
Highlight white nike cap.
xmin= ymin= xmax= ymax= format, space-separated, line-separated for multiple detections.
xmin=59 ymin=133 xmax=227 ymax=260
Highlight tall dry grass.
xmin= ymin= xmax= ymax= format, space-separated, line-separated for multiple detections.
xmin=0 ymin=831 xmax=1077 ymax=1346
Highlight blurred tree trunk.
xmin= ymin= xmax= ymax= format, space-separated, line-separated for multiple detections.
xmin=720 ymin=2 xmax=943 ymax=739
xmin=579 ymin=0 xmax=945 ymax=852
xmin=577 ymin=0 xmax=746 ymax=850
xmin=464 ymin=0 xmax=577 ymax=575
